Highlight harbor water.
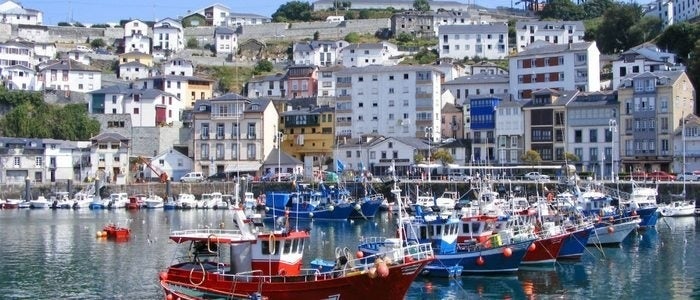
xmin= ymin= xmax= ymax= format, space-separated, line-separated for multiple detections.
xmin=0 ymin=209 xmax=697 ymax=299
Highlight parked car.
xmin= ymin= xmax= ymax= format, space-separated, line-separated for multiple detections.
xmin=647 ymin=171 xmax=676 ymax=181
xmin=524 ymin=172 xmax=550 ymax=181
xmin=180 ymin=172 xmax=205 ymax=183
xmin=207 ymin=172 xmax=233 ymax=182
xmin=676 ymin=171 xmax=700 ymax=181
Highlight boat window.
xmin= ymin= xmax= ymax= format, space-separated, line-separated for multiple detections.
xmin=283 ymin=240 xmax=292 ymax=254
xmin=463 ymin=223 xmax=471 ymax=233
xmin=471 ymin=223 xmax=480 ymax=233
xmin=291 ymin=239 xmax=299 ymax=253
xmin=427 ymin=225 xmax=434 ymax=237
xmin=261 ymin=240 xmax=281 ymax=255
xmin=420 ymin=226 xmax=427 ymax=239
xmin=451 ymin=224 xmax=458 ymax=235
xmin=298 ymin=239 xmax=305 ymax=253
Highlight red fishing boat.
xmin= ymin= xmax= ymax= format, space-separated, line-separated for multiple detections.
xmin=159 ymin=210 xmax=434 ymax=300
xmin=102 ymin=224 xmax=131 ymax=239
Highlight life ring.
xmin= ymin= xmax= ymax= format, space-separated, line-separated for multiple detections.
xmin=189 ymin=262 xmax=206 ymax=286
xmin=269 ymin=233 xmax=276 ymax=255
xmin=207 ymin=234 xmax=218 ymax=253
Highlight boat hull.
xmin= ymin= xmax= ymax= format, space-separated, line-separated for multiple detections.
xmin=587 ymin=217 xmax=641 ymax=246
xmin=266 ymin=204 xmax=354 ymax=221
xmin=624 ymin=207 xmax=658 ymax=227
xmin=522 ymin=233 xmax=568 ymax=266
xmin=558 ymin=226 xmax=593 ymax=260
xmin=350 ymin=197 xmax=383 ymax=219
xmin=161 ymin=258 xmax=431 ymax=300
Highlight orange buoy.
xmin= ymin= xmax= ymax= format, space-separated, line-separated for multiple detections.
xmin=476 ymin=256 xmax=485 ymax=266
xmin=377 ymin=262 xmax=389 ymax=278
xmin=503 ymin=247 xmax=513 ymax=257
xmin=528 ymin=243 xmax=537 ymax=252
xmin=607 ymin=226 xmax=615 ymax=233
xmin=356 ymin=251 xmax=364 ymax=259
xmin=166 ymin=293 xmax=174 ymax=300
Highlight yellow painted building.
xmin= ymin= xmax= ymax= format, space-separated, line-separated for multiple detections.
xmin=279 ymin=105 xmax=335 ymax=171
xmin=118 ymin=51 xmax=154 ymax=67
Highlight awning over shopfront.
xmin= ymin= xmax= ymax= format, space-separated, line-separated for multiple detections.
xmin=224 ymin=161 xmax=262 ymax=173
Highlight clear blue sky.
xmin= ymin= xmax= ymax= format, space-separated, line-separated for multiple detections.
xmin=18 ymin=0 xmax=516 ymax=25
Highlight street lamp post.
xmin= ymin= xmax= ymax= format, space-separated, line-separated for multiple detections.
xmin=425 ymin=127 xmax=432 ymax=182
xmin=609 ymin=119 xmax=617 ymax=183
xmin=274 ymin=126 xmax=282 ymax=183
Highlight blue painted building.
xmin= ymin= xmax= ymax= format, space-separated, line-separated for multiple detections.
xmin=469 ymin=96 xmax=501 ymax=162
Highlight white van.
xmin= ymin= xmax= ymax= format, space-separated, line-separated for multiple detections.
xmin=180 ymin=172 xmax=204 ymax=183
xmin=326 ymin=16 xmax=345 ymax=23
xmin=448 ymin=169 xmax=472 ymax=181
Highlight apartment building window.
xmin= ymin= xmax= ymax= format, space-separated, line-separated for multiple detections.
xmin=247 ymin=144 xmax=256 ymax=159
xmin=389 ymin=75 xmax=394 ymax=80
xmin=35 ymin=156 xmax=42 ymax=167
xmin=574 ymin=148 xmax=583 ymax=161
xmin=216 ymin=143 xmax=225 ymax=159
xmin=389 ymin=88 xmax=394 ymax=94
xmin=403 ymin=73 xmax=409 ymax=79
xmin=388 ymin=100 xmax=394 ymax=107
xmin=589 ymin=129 xmax=597 ymax=142
xmin=200 ymin=144 xmax=209 ymax=160
xmin=589 ymin=148 xmax=598 ymax=161
xmin=661 ymin=117 xmax=668 ymax=130
xmin=372 ymin=75 xmax=378 ymax=81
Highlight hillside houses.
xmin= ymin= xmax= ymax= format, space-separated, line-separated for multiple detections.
xmin=0 ymin=3 xmax=698 ymax=184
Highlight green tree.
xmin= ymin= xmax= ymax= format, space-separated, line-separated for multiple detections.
xmin=414 ymin=48 xmax=438 ymax=64
xmin=253 ymin=60 xmax=274 ymax=75
xmin=595 ymin=3 xmax=643 ymax=54
xmin=344 ymin=11 xmax=355 ymax=20
xmin=344 ymin=32 xmax=360 ymax=43
xmin=687 ymin=40 xmax=700 ymax=93
xmin=564 ymin=152 xmax=580 ymax=162
xmin=57 ymin=22 xmax=71 ymax=26
xmin=73 ymin=22 xmax=85 ymax=27
xmin=414 ymin=152 xmax=425 ymax=164
xmin=90 ymin=24 xmax=110 ymax=28
xmin=272 ymin=1 xmax=312 ymax=22
xmin=396 ymin=32 xmax=414 ymax=43
xmin=521 ymin=150 xmax=542 ymax=165
xmin=186 ymin=37 xmax=198 ymax=49
xmin=629 ymin=16 xmax=662 ymax=44
xmin=90 ymin=38 xmax=106 ymax=49
xmin=358 ymin=10 xmax=371 ymax=19
xmin=432 ymin=149 xmax=454 ymax=164
xmin=413 ymin=0 xmax=430 ymax=12
xmin=537 ymin=0 xmax=584 ymax=21
xmin=582 ymin=0 xmax=615 ymax=19
xmin=656 ymin=23 xmax=700 ymax=62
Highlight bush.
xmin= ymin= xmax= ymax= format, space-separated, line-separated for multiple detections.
xmin=186 ymin=37 xmax=199 ymax=49
xmin=344 ymin=32 xmax=360 ymax=43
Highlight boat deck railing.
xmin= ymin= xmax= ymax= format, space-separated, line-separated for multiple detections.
xmin=171 ymin=228 xmax=245 ymax=236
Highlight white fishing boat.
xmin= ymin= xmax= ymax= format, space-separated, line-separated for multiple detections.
xmin=29 ymin=196 xmax=51 ymax=209
xmin=175 ymin=193 xmax=197 ymax=209
xmin=107 ymin=192 xmax=129 ymax=209
xmin=659 ymin=200 xmax=696 ymax=217
xmin=72 ymin=192 xmax=92 ymax=209
xmin=144 ymin=194 xmax=164 ymax=209
xmin=196 ymin=193 xmax=216 ymax=209
xmin=587 ymin=215 xmax=641 ymax=246
xmin=211 ymin=192 xmax=229 ymax=210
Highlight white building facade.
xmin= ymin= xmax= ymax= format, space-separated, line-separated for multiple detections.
xmin=153 ymin=18 xmax=184 ymax=54
xmin=339 ymin=42 xmax=399 ymax=68
xmin=508 ymin=41 xmax=601 ymax=100
xmin=438 ymin=24 xmax=508 ymax=60
xmin=334 ymin=65 xmax=442 ymax=140
xmin=515 ymin=21 xmax=586 ymax=52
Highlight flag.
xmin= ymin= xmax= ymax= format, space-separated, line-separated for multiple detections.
xmin=336 ymin=159 xmax=345 ymax=173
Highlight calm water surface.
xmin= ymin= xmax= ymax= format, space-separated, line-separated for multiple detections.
xmin=0 ymin=209 xmax=697 ymax=299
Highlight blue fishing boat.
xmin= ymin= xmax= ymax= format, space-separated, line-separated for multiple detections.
xmin=265 ymin=191 xmax=354 ymax=221
xmin=619 ymin=184 xmax=658 ymax=228
xmin=558 ymin=223 xmax=594 ymax=260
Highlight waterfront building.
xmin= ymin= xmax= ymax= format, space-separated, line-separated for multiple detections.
xmin=438 ymin=24 xmax=508 ymax=60
xmin=191 ymin=93 xmax=278 ymax=177
xmin=279 ymin=105 xmax=335 ymax=179
xmin=617 ymin=70 xmax=695 ymax=173
xmin=134 ymin=75 xmax=214 ymax=108
xmin=0 ymin=0 xmax=42 ymax=25
xmin=469 ymin=96 xmax=501 ymax=162
xmin=334 ymin=65 xmax=442 ymax=140
xmin=334 ymin=135 xmax=429 ymax=176
xmin=89 ymin=132 xmax=130 ymax=185
xmin=509 ymin=41 xmax=600 ymax=100
xmin=441 ymin=102 xmax=464 ymax=140
xmin=673 ymin=114 xmax=700 ymax=173
xmin=515 ymin=20 xmax=585 ymax=52
xmin=142 ymin=148 xmax=193 ymax=182
xmin=0 ymin=137 xmax=90 ymax=184
xmin=611 ymin=43 xmax=684 ymax=90
xmin=339 ymin=42 xmax=399 ymax=68
xmin=494 ymin=96 xmax=524 ymax=165
xmin=565 ymin=91 xmax=619 ymax=179
xmin=521 ymin=89 xmax=578 ymax=163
